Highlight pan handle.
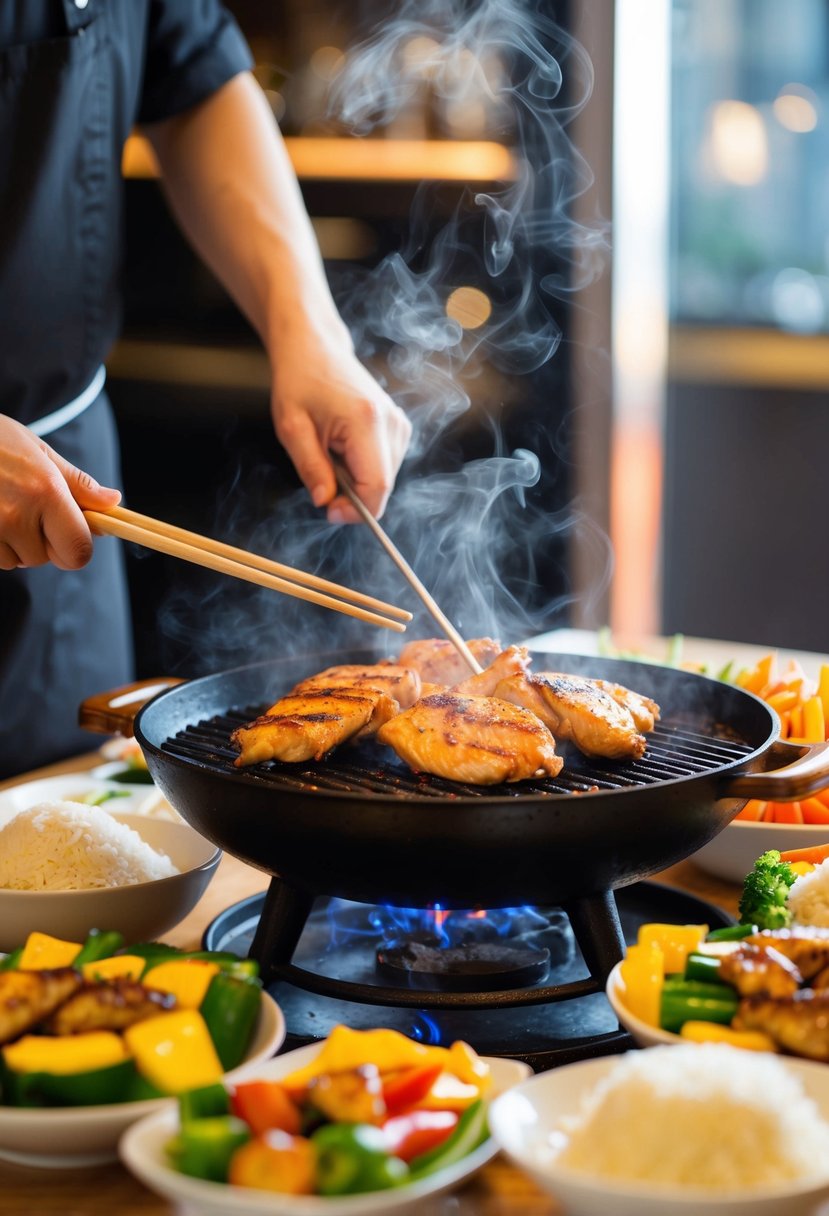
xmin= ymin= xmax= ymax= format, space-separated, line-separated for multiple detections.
xmin=721 ymin=739 xmax=829 ymax=801
xmin=78 ymin=678 xmax=184 ymax=738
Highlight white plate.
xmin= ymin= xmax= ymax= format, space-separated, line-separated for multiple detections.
xmin=120 ymin=1044 xmax=531 ymax=1216
xmin=0 ymin=773 xmax=171 ymax=824
xmin=489 ymin=1052 xmax=829 ymax=1216
xmin=0 ymin=992 xmax=286 ymax=1169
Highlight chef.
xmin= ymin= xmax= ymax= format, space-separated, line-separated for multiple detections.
xmin=0 ymin=2 xmax=411 ymax=778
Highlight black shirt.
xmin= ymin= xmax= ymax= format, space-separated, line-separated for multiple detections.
xmin=0 ymin=1 xmax=253 ymax=425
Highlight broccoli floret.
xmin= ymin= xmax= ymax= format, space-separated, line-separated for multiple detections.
xmin=738 ymin=849 xmax=797 ymax=930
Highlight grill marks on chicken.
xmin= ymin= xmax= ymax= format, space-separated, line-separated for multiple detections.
xmin=0 ymin=968 xmax=83 ymax=1045
xmin=377 ymin=691 xmax=564 ymax=785
xmin=230 ymin=640 xmax=660 ymax=780
xmin=493 ymin=672 xmax=649 ymax=760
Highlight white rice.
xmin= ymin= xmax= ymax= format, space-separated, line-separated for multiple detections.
xmin=0 ymin=801 xmax=178 ymax=891
xmin=555 ymin=1044 xmax=829 ymax=1191
xmin=788 ymin=860 xmax=829 ymax=928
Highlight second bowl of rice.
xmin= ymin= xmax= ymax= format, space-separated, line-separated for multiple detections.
xmin=0 ymin=801 xmax=221 ymax=950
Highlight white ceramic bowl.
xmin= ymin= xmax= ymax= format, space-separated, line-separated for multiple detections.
xmin=605 ymin=960 xmax=683 ymax=1048
xmin=120 ymin=1043 xmax=532 ymax=1216
xmin=0 ymin=811 xmax=221 ymax=951
xmin=0 ymin=992 xmax=285 ymax=1168
xmin=489 ymin=1053 xmax=829 ymax=1216
xmin=692 ymin=818 xmax=829 ymax=883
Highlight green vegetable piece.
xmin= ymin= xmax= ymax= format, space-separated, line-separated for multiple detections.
xmin=739 ymin=850 xmax=796 ymax=930
xmin=0 ymin=947 xmax=23 ymax=972
xmin=683 ymin=953 xmax=726 ymax=984
xmin=178 ymin=1082 xmax=231 ymax=1123
xmin=73 ymin=929 xmax=125 ymax=968
xmin=659 ymin=979 xmax=739 ymax=1034
xmin=409 ymin=1099 xmax=489 ymax=1179
xmin=109 ymin=767 xmax=154 ymax=784
xmin=77 ymin=788 xmax=132 ymax=806
xmin=0 ymin=1056 xmax=139 ymax=1108
xmin=199 ymin=972 xmax=262 ymax=1071
xmin=716 ymin=659 xmax=734 ymax=683
xmin=312 ymin=1123 xmax=408 ymax=1196
xmin=166 ymin=1115 xmax=251 ymax=1182
xmin=705 ymin=923 xmax=758 ymax=942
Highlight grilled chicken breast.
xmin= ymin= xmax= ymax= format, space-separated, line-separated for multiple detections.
xmin=377 ymin=690 xmax=563 ymax=785
xmin=232 ymin=688 xmax=398 ymax=766
xmin=45 ymin=980 xmax=175 ymax=1035
xmin=746 ymin=927 xmax=829 ymax=982
xmin=737 ymin=988 xmax=829 ymax=1061
xmin=397 ymin=637 xmax=502 ymax=686
xmin=453 ymin=645 xmax=532 ymax=696
xmin=590 ymin=679 xmax=660 ymax=733
xmin=718 ymin=942 xmax=802 ymax=998
xmin=493 ymin=672 xmax=649 ymax=760
xmin=292 ymin=664 xmax=422 ymax=708
xmin=0 ymin=968 xmax=82 ymax=1044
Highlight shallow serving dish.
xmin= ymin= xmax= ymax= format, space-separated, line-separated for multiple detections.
xmin=0 ymin=811 xmax=220 ymax=951
xmin=692 ymin=818 xmax=829 ymax=883
xmin=120 ymin=1042 xmax=531 ymax=1216
xmin=489 ymin=1053 xmax=829 ymax=1216
xmin=0 ymin=992 xmax=285 ymax=1168
xmin=605 ymin=960 xmax=683 ymax=1048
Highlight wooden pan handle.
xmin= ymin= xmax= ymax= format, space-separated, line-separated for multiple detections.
xmin=78 ymin=678 xmax=184 ymax=737
xmin=723 ymin=739 xmax=829 ymax=801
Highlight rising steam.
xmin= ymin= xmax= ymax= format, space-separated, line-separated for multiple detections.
xmin=157 ymin=0 xmax=611 ymax=675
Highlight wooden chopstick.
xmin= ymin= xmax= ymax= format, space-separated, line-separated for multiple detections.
xmin=332 ymin=460 xmax=484 ymax=674
xmin=84 ymin=506 xmax=411 ymax=633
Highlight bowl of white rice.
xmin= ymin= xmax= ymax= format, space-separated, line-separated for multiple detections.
xmin=0 ymin=801 xmax=221 ymax=950
xmin=489 ymin=1043 xmax=829 ymax=1216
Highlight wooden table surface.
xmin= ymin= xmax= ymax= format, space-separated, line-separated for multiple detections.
xmin=0 ymin=751 xmax=743 ymax=1216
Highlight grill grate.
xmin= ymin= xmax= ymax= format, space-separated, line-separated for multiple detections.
xmin=160 ymin=705 xmax=757 ymax=799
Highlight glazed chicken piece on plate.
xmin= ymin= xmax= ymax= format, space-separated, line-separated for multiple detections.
xmin=718 ymin=942 xmax=802 ymax=998
xmin=232 ymin=687 xmax=398 ymax=767
xmin=736 ymin=988 xmax=829 ymax=1062
xmin=292 ymin=663 xmax=422 ymax=709
xmin=746 ymin=927 xmax=829 ymax=982
xmin=0 ymin=968 xmax=82 ymax=1045
xmin=377 ymin=690 xmax=563 ymax=785
xmin=493 ymin=671 xmax=652 ymax=760
xmin=44 ymin=980 xmax=175 ymax=1035
xmin=397 ymin=637 xmax=502 ymax=686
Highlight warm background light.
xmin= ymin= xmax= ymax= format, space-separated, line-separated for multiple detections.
xmin=708 ymin=100 xmax=768 ymax=185
xmin=774 ymin=84 xmax=819 ymax=133
xmin=445 ymin=286 xmax=492 ymax=329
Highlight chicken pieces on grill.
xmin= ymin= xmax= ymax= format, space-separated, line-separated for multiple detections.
xmin=232 ymin=687 xmax=398 ymax=766
xmin=397 ymin=637 xmax=502 ymax=686
xmin=0 ymin=968 xmax=82 ymax=1045
xmin=377 ymin=690 xmax=563 ymax=785
xmin=493 ymin=671 xmax=650 ymax=760
xmin=292 ymin=664 xmax=422 ymax=709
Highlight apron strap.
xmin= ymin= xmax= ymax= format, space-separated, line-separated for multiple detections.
xmin=28 ymin=365 xmax=106 ymax=437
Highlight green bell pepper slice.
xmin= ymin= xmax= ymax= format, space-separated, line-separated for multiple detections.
xmin=312 ymin=1122 xmax=409 ymax=1195
xmin=0 ymin=1056 xmax=139 ymax=1107
xmin=683 ymin=952 xmax=725 ymax=984
xmin=73 ymin=929 xmax=126 ymax=968
xmin=199 ymin=972 xmax=262 ymax=1071
xmin=660 ymin=978 xmax=739 ymax=1034
xmin=166 ymin=1115 xmax=251 ymax=1182
xmin=178 ymin=1082 xmax=232 ymax=1123
xmin=705 ymin=923 xmax=758 ymax=942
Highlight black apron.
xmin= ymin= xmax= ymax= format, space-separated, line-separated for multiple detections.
xmin=0 ymin=394 xmax=134 ymax=779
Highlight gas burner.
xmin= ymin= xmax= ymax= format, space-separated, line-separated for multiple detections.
xmin=376 ymin=939 xmax=552 ymax=991
xmin=204 ymin=882 xmax=734 ymax=1071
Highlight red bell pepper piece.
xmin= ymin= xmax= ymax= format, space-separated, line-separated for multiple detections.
xmin=381 ymin=1110 xmax=459 ymax=1162
xmin=230 ymin=1080 xmax=302 ymax=1136
xmin=381 ymin=1064 xmax=443 ymax=1115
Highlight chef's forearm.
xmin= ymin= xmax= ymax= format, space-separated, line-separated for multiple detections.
xmin=143 ymin=72 xmax=350 ymax=356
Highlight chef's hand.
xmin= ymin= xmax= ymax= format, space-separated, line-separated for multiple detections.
xmin=0 ymin=415 xmax=121 ymax=570
xmin=270 ymin=320 xmax=411 ymax=525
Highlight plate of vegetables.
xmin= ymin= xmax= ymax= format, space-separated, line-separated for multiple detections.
xmin=0 ymin=929 xmax=285 ymax=1167
xmin=608 ymin=848 xmax=829 ymax=1058
xmin=120 ymin=1024 xmax=531 ymax=1216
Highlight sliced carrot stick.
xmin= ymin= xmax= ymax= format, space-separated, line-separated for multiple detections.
xmin=819 ymin=664 xmax=829 ymax=726
xmin=790 ymin=706 xmax=804 ymax=739
xmin=803 ymin=696 xmax=826 ymax=743
xmin=735 ymin=799 xmax=767 ymax=822
xmin=778 ymin=710 xmax=791 ymax=740
xmin=816 ymin=788 xmax=829 ymax=809
xmin=741 ymin=654 xmax=776 ymax=694
xmin=780 ymin=843 xmax=829 ymax=866
xmin=772 ymin=802 xmax=804 ymax=824
xmin=767 ymin=690 xmax=799 ymax=713
xmin=800 ymin=797 xmax=829 ymax=825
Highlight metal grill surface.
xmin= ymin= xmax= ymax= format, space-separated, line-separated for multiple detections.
xmin=160 ymin=706 xmax=756 ymax=800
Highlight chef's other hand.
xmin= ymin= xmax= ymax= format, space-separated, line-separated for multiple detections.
xmin=270 ymin=322 xmax=411 ymax=525
xmin=0 ymin=415 xmax=121 ymax=570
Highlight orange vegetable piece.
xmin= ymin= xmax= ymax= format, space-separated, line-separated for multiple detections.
xmin=772 ymin=802 xmax=804 ymax=824
xmin=780 ymin=843 xmax=829 ymax=866
xmin=231 ymin=1080 xmax=302 ymax=1137
xmin=803 ymin=697 xmax=826 ymax=743
xmin=735 ymin=799 xmax=766 ymax=822
xmin=800 ymin=798 xmax=829 ymax=826
xmin=766 ymin=690 xmax=799 ymax=713
xmin=818 ymin=664 xmax=829 ymax=724
xmin=228 ymin=1130 xmax=316 ymax=1194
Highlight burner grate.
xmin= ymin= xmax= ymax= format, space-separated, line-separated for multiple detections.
xmin=161 ymin=706 xmax=756 ymax=799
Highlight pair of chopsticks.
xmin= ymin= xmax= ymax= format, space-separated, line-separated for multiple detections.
xmin=84 ymin=505 xmax=412 ymax=633
xmin=332 ymin=459 xmax=484 ymax=676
